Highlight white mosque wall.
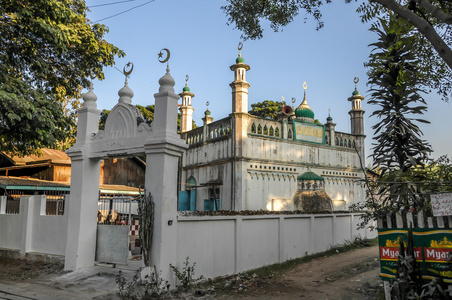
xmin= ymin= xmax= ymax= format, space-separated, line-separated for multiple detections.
xmin=0 ymin=195 xmax=68 ymax=257
xmin=176 ymin=213 xmax=377 ymax=279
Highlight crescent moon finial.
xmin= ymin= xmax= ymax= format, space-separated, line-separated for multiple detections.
xmin=238 ymin=42 xmax=243 ymax=57
xmin=303 ymin=81 xmax=307 ymax=90
xmin=185 ymin=74 xmax=189 ymax=86
xmin=206 ymin=101 xmax=210 ymax=107
xmin=354 ymin=77 xmax=359 ymax=84
xmin=123 ymin=62 xmax=134 ymax=76
xmin=158 ymin=48 xmax=170 ymax=63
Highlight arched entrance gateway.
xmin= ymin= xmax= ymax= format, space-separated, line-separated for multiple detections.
xmin=64 ymin=62 xmax=187 ymax=284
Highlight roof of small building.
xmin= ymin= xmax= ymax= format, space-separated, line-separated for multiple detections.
xmin=1 ymin=148 xmax=71 ymax=167
xmin=297 ymin=171 xmax=324 ymax=181
xmin=0 ymin=176 xmax=140 ymax=195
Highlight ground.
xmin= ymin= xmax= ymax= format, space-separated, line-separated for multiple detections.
xmin=0 ymin=242 xmax=384 ymax=299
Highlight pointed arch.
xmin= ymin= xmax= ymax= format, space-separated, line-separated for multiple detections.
xmin=263 ymin=125 xmax=268 ymax=135
xmin=275 ymin=127 xmax=280 ymax=137
xmin=257 ymin=124 xmax=262 ymax=134
xmin=269 ymin=126 xmax=274 ymax=136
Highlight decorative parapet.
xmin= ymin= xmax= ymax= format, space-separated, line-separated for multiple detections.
xmin=333 ymin=132 xmax=358 ymax=149
xmin=248 ymin=115 xmax=282 ymax=138
xmin=183 ymin=117 xmax=232 ymax=147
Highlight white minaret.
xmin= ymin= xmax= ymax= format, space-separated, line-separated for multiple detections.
xmin=230 ymin=42 xmax=250 ymax=114
xmin=179 ymin=75 xmax=194 ymax=133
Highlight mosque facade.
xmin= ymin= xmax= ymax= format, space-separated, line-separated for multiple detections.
xmin=178 ymin=50 xmax=366 ymax=212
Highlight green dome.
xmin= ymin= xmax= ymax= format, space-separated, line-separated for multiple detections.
xmin=183 ymin=85 xmax=190 ymax=92
xmin=297 ymin=171 xmax=324 ymax=181
xmin=205 ymin=109 xmax=211 ymax=115
xmin=326 ymin=115 xmax=332 ymax=122
xmin=352 ymin=89 xmax=360 ymax=96
xmin=295 ymin=106 xmax=315 ymax=119
xmin=236 ymin=56 xmax=245 ymax=64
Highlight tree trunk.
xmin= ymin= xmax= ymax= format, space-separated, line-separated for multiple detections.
xmin=371 ymin=0 xmax=452 ymax=70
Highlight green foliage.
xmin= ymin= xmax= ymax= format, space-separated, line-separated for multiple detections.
xmin=137 ymin=192 xmax=154 ymax=267
xmin=249 ymin=100 xmax=284 ymax=119
xmin=222 ymin=0 xmax=452 ymax=101
xmin=116 ymin=268 xmax=170 ymax=299
xmin=0 ymin=0 xmax=124 ymax=155
xmin=99 ymin=104 xmax=196 ymax=132
xmin=365 ymin=16 xmax=435 ymax=211
xmin=170 ymin=257 xmax=204 ymax=291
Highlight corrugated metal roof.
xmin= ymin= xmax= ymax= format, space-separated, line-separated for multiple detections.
xmin=5 ymin=149 xmax=71 ymax=166
xmin=0 ymin=176 xmax=139 ymax=195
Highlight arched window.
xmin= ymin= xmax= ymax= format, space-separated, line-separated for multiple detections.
xmin=325 ymin=135 xmax=329 ymax=144
xmin=275 ymin=127 xmax=280 ymax=137
xmin=353 ymin=140 xmax=356 ymax=149
xmin=269 ymin=126 xmax=274 ymax=136
xmin=263 ymin=125 xmax=268 ymax=135
xmin=258 ymin=124 xmax=262 ymax=134
xmin=335 ymin=137 xmax=339 ymax=146
xmin=340 ymin=138 xmax=343 ymax=146
xmin=288 ymin=129 xmax=293 ymax=139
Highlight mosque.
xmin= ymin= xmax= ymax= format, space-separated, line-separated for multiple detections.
xmin=177 ymin=49 xmax=366 ymax=212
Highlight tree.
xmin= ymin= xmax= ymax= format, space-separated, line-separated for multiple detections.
xmin=0 ymin=0 xmax=125 ymax=156
xmin=221 ymin=0 xmax=452 ymax=100
xmin=249 ymin=100 xmax=284 ymax=119
xmin=99 ymin=105 xmax=196 ymax=132
xmin=367 ymin=16 xmax=433 ymax=210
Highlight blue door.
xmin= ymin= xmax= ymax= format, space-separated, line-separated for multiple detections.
xmin=178 ymin=191 xmax=190 ymax=211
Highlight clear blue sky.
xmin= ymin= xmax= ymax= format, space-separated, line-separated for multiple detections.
xmin=85 ymin=0 xmax=451 ymax=165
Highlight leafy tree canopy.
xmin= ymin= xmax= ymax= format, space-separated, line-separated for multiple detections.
xmin=249 ymin=100 xmax=284 ymax=119
xmin=0 ymin=0 xmax=125 ymax=156
xmin=222 ymin=0 xmax=452 ymax=101
xmin=99 ymin=105 xmax=196 ymax=132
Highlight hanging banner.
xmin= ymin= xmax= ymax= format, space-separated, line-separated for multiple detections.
xmin=378 ymin=228 xmax=452 ymax=282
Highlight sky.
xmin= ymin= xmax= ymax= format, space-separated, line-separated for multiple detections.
xmin=85 ymin=0 xmax=451 ymax=165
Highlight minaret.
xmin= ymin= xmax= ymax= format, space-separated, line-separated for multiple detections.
xmin=325 ymin=109 xmax=336 ymax=146
xmin=229 ymin=43 xmax=251 ymax=210
xmin=230 ymin=43 xmax=250 ymax=113
xmin=348 ymin=78 xmax=365 ymax=136
xmin=179 ymin=75 xmax=195 ymax=133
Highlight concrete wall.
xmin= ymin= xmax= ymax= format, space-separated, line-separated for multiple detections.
xmin=176 ymin=213 xmax=376 ymax=279
xmin=0 ymin=195 xmax=68 ymax=256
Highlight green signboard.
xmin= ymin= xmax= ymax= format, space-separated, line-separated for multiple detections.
xmin=292 ymin=120 xmax=325 ymax=144
xmin=378 ymin=228 xmax=452 ymax=282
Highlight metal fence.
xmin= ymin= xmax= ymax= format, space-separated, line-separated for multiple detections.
xmin=97 ymin=194 xmax=138 ymax=225
xmin=1 ymin=189 xmax=68 ymax=215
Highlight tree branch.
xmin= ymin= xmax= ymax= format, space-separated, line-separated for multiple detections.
xmin=414 ymin=0 xmax=452 ymax=24
xmin=371 ymin=0 xmax=452 ymax=70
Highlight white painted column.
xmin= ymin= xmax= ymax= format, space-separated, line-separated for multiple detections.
xmin=144 ymin=64 xmax=188 ymax=284
xmin=64 ymin=87 xmax=101 ymax=270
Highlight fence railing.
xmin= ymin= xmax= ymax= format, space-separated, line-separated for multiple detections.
xmin=377 ymin=210 xmax=451 ymax=229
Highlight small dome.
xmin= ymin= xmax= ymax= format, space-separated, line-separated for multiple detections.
xmin=158 ymin=65 xmax=175 ymax=93
xmin=83 ymin=90 xmax=97 ymax=103
xmin=205 ymin=109 xmax=211 ymax=115
xmin=118 ymin=84 xmax=134 ymax=104
xmin=297 ymin=171 xmax=324 ymax=181
xmin=326 ymin=115 xmax=332 ymax=122
xmin=236 ymin=56 xmax=245 ymax=64
xmin=183 ymin=85 xmax=190 ymax=92
xmin=352 ymin=89 xmax=360 ymax=96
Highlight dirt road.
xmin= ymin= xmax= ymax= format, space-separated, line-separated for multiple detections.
xmin=0 ymin=245 xmax=383 ymax=299
xmin=217 ymin=245 xmax=382 ymax=299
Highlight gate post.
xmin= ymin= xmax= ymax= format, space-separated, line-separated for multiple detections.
xmin=144 ymin=64 xmax=188 ymax=284
xmin=65 ymin=87 xmax=102 ymax=270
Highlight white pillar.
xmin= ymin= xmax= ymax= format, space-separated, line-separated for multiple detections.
xmin=145 ymin=64 xmax=188 ymax=284
xmin=64 ymin=88 xmax=101 ymax=270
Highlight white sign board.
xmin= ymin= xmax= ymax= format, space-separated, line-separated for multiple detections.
xmin=431 ymin=193 xmax=452 ymax=217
